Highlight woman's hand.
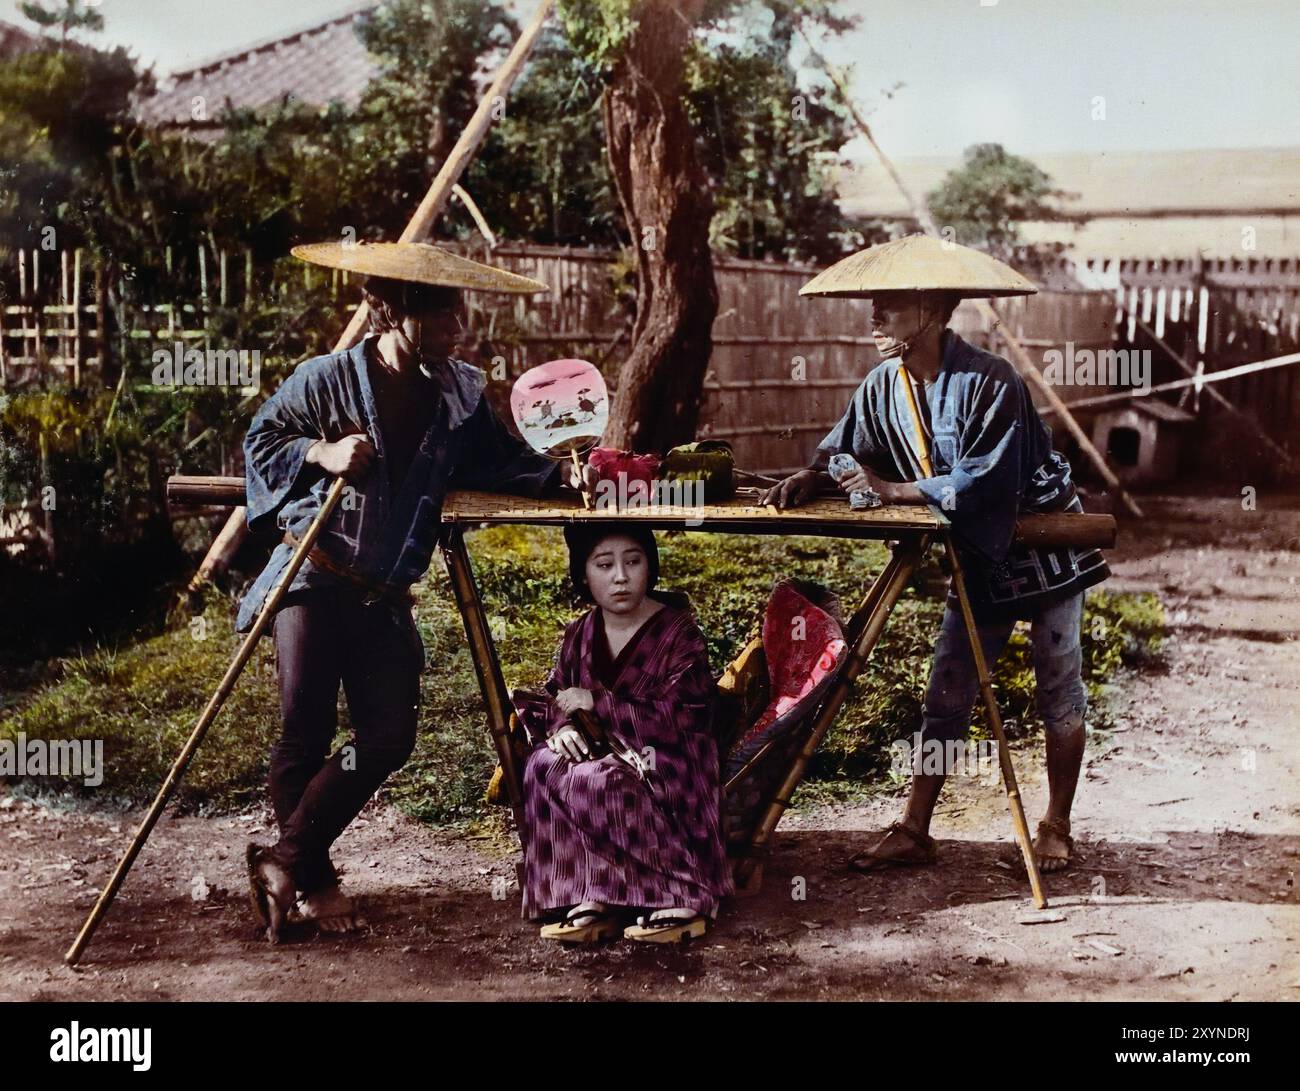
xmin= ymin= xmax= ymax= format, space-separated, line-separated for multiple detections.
xmin=555 ymin=687 xmax=594 ymax=715
xmin=546 ymin=724 xmax=590 ymax=762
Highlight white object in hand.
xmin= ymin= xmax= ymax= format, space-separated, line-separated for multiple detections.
xmin=827 ymin=453 xmax=883 ymax=510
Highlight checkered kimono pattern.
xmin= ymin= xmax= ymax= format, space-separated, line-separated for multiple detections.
xmin=519 ymin=600 xmax=734 ymax=919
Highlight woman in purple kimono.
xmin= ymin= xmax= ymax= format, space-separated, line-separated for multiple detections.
xmin=517 ymin=523 xmax=733 ymax=944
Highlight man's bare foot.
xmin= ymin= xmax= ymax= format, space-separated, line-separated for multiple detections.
xmin=297 ymin=883 xmax=366 ymax=934
xmin=847 ymin=820 xmax=937 ymax=872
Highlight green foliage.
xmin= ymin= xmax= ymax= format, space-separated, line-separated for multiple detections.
xmin=2 ymin=531 xmax=1163 ymax=825
xmin=556 ymin=0 xmax=637 ymax=74
xmin=926 ymin=142 xmax=1072 ymax=260
xmin=684 ymin=2 xmax=869 ymax=262
xmin=0 ymin=39 xmax=143 ymax=269
xmin=18 ymin=1 xmax=103 ymax=39
xmin=470 ymin=26 xmax=621 ymax=246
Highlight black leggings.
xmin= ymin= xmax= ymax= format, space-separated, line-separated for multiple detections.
xmin=268 ymin=587 xmax=423 ymax=893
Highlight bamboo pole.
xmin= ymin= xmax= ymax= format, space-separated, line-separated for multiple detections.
xmin=333 ymin=0 xmax=556 ymax=350
xmin=95 ymin=258 xmax=109 ymax=381
xmin=65 ymin=479 xmax=348 ymax=966
xmin=452 ymin=183 xmax=498 ymax=249
xmin=896 ymin=365 xmax=1048 ymax=908
xmin=1040 ymin=350 xmax=1300 ymax=413
xmin=798 ymin=26 xmax=1143 ymax=519
xmin=72 ymin=248 xmax=82 ymax=386
xmin=439 ymin=528 xmax=525 ymax=829
xmin=59 ymin=248 xmax=68 ymax=378
xmin=33 ymin=251 xmax=44 ymax=385
xmin=69 ymin=0 xmax=558 ymax=965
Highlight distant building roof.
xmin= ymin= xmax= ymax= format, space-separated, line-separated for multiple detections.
xmin=134 ymin=2 xmax=379 ymax=130
xmin=1022 ymin=214 xmax=1300 ymax=261
xmin=836 ymin=147 xmax=1300 ymax=259
xmin=836 ymin=147 xmax=1300 ymax=219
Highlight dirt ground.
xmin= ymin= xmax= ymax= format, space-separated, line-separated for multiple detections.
xmin=3 ymin=495 xmax=1297 ymax=1001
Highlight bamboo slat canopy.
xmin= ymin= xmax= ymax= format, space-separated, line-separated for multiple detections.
xmin=439 ymin=490 xmax=948 ymax=538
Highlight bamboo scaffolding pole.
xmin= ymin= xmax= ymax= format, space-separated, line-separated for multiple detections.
xmin=1040 ymin=349 xmax=1300 ymax=415
xmin=798 ymin=26 xmax=1144 ymax=519
xmin=67 ymin=0 xmax=557 ymax=965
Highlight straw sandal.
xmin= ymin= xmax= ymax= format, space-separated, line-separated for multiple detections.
xmin=246 ymin=843 xmax=295 ymax=944
xmin=1033 ymin=818 xmax=1074 ymax=872
xmin=846 ymin=822 xmax=937 ymax=872
xmin=623 ymin=911 xmax=708 ymax=944
xmin=539 ymin=906 xmax=623 ymax=945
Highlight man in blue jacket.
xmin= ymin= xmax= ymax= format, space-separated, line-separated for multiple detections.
xmin=763 ymin=235 xmax=1109 ymax=877
xmin=243 ymin=242 xmax=592 ymax=940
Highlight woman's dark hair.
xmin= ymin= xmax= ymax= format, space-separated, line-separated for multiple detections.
xmin=362 ymin=275 xmax=461 ymax=334
xmin=563 ymin=523 xmax=660 ymax=603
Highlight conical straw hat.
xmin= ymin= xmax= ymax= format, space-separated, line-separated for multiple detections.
xmin=291 ymin=240 xmax=549 ymax=294
xmin=799 ymin=234 xmax=1036 ymax=299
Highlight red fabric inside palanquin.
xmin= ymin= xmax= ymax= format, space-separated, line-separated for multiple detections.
xmin=723 ymin=579 xmax=847 ymax=779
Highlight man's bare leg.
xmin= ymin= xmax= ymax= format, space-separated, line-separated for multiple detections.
xmin=1035 ymin=715 xmax=1085 ymax=871
xmin=860 ymin=772 xmax=947 ymax=861
xmin=298 ymin=882 xmax=365 ymax=933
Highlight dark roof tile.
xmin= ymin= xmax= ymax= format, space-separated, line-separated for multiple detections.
xmin=134 ymin=2 xmax=379 ymax=127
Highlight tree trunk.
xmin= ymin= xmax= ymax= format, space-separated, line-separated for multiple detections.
xmin=601 ymin=0 xmax=718 ymax=453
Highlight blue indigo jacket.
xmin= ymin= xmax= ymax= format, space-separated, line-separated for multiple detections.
xmin=813 ymin=330 xmax=1109 ymax=615
xmin=237 ymin=335 xmax=559 ymax=632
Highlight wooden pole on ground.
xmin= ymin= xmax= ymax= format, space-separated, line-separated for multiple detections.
xmin=68 ymin=0 xmax=557 ymax=965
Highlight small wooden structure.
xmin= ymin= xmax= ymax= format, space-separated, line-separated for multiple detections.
xmin=1092 ymin=400 xmax=1195 ymax=486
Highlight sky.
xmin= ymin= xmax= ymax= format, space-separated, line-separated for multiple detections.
xmin=3 ymin=0 xmax=1297 ymax=159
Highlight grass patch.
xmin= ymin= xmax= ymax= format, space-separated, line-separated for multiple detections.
xmin=1 ymin=528 xmax=1164 ymax=824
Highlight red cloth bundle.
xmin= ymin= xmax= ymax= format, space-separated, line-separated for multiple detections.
xmin=587 ymin=447 xmax=661 ymax=494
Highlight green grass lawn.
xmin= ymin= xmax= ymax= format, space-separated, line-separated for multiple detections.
xmin=0 ymin=527 xmax=1164 ymax=825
